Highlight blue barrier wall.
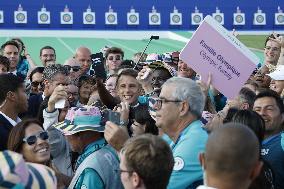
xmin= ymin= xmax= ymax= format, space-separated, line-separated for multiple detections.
xmin=0 ymin=0 xmax=283 ymax=30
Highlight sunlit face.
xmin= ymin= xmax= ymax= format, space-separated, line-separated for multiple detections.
xmin=21 ymin=123 xmax=50 ymax=164
xmin=253 ymin=97 xmax=284 ymax=135
xmin=106 ymin=53 xmax=123 ymax=72
xmin=177 ymin=60 xmax=196 ymax=79
xmin=105 ymin=76 xmax=118 ymax=97
xmin=117 ymin=75 xmax=141 ymax=105
xmin=40 ymin=49 xmax=56 ymax=67
xmin=253 ymin=66 xmax=271 ymax=88
xmin=270 ymin=80 xmax=284 ymax=95
xmin=154 ymin=84 xmax=181 ymax=134
xmin=3 ymin=45 xmax=19 ymax=72
xmin=264 ymin=40 xmax=281 ymax=65
xmin=75 ymin=50 xmax=91 ymax=74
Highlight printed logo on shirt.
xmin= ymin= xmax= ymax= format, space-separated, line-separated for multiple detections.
xmin=261 ymin=148 xmax=269 ymax=156
xmin=81 ymin=184 xmax=87 ymax=189
xmin=173 ymin=157 xmax=184 ymax=171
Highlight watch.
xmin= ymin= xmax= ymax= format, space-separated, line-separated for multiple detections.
xmin=120 ymin=120 xmax=128 ymax=126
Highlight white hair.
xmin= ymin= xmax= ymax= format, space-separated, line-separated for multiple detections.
xmin=162 ymin=77 xmax=205 ymax=118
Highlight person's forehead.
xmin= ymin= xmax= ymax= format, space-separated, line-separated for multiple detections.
xmin=64 ymin=59 xmax=80 ymax=67
xmin=266 ymin=40 xmax=281 ymax=48
xmin=4 ymin=45 xmax=18 ymax=52
xmin=254 ymin=97 xmax=277 ymax=107
xmin=118 ymin=75 xmax=138 ymax=84
xmin=32 ymin=72 xmax=43 ymax=81
xmin=160 ymin=84 xmax=175 ymax=98
xmin=108 ymin=53 xmax=122 ymax=57
xmin=68 ymin=85 xmax=78 ymax=91
xmin=42 ymin=49 xmax=55 ymax=54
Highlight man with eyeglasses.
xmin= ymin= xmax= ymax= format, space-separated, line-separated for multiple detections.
xmin=153 ymin=77 xmax=208 ymax=189
xmin=119 ymin=134 xmax=174 ymax=189
xmin=264 ymin=34 xmax=281 ymax=66
xmin=39 ymin=46 xmax=56 ymax=67
xmin=105 ymin=47 xmax=124 ymax=75
xmin=64 ymin=58 xmax=82 ymax=84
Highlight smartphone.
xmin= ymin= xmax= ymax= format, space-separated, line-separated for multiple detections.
xmin=90 ymin=53 xmax=107 ymax=81
xmin=101 ymin=109 xmax=121 ymax=126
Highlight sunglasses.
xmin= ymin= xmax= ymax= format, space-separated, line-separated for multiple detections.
xmin=107 ymin=55 xmax=122 ymax=61
xmin=31 ymin=81 xmax=44 ymax=88
xmin=64 ymin=65 xmax=81 ymax=72
xmin=23 ymin=131 xmax=49 ymax=145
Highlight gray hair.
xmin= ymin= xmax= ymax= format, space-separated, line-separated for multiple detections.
xmin=162 ymin=77 xmax=205 ymax=118
xmin=43 ymin=64 xmax=69 ymax=81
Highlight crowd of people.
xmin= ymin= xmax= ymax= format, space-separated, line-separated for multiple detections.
xmin=0 ymin=33 xmax=283 ymax=189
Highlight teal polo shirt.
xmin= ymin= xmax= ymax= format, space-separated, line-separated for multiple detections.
xmin=74 ymin=138 xmax=107 ymax=189
xmin=167 ymin=120 xmax=208 ymax=189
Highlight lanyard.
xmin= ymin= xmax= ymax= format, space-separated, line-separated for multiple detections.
xmin=75 ymin=139 xmax=107 ymax=170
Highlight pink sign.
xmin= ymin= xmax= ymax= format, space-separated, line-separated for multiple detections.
xmin=180 ymin=16 xmax=259 ymax=99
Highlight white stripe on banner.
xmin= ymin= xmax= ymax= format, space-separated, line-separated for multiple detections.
xmin=105 ymin=39 xmax=137 ymax=53
xmin=56 ymin=37 xmax=75 ymax=54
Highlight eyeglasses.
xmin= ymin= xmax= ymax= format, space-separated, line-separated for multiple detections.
xmin=23 ymin=131 xmax=49 ymax=145
xmin=264 ymin=46 xmax=280 ymax=52
xmin=154 ymin=97 xmax=182 ymax=110
xmin=31 ymin=81 xmax=44 ymax=88
xmin=64 ymin=65 xmax=81 ymax=72
xmin=107 ymin=55 xmax=122 ymax=61
xmin=114 ymin=169 xmax=133 ymax=175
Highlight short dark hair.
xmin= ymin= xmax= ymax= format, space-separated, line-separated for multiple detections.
xmin=40 ymin=46 xmax=56 ymax=56
xmin=122 ymin=134 xmax=174 ymax=189
xmin=0 ymin=55 xmax=10 ymax=71
xmin=29 ymin=67 xmax=44 ymax=82
xmin=78 ymin=75 xmax=96 ymax=88
xmin=134 ymin=104 xmax=158 ymax=135
xmin=239 ymin=87 xmax=256 ymax=109
xmin=1 ymin=40 xmax=19 ymax=54
xmin=255 ymin=89 xmax=284 ymax=113
xmin=43 ymin=64 xmax=69 ymax=81
xmin=116 ymin=69 xmax=139 ymax=89
xmin=105 ymin=47 xmax=124 ymax=59
xmin=7 ymin=119 xmax=43 ymax=153
xmin=0 ymin=74 xmax=24 ymax=104
xmin=232 ymin=110 xmax=265 ymax=144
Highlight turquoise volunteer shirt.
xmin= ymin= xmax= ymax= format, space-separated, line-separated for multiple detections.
xmin=74 ymin=138 xmax=107 ymax=189
xmin=167 ymin=120 xmax=208 ymax=189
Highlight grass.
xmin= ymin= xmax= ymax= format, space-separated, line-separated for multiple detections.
xmin=1 ymin=33 xmax=265 ymax=66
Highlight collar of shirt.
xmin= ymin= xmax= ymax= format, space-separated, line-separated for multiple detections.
xmin=0 ymin=111 xmax=21 ymax=126
xmin=42 ymin=93 xmax=45 ymax=100
xmin=75 ymin=138 xmax=108 ymax=170
xmin=170 ymin=119 xmax=203 ymax=150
